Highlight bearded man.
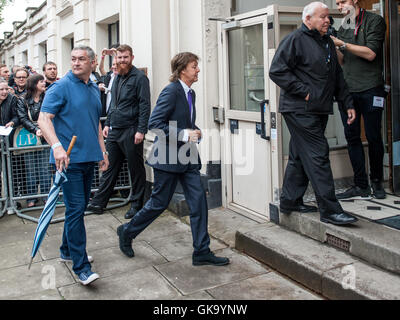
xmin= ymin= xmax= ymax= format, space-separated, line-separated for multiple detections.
xmin=87 ymin=44 xmax=151 ymax=219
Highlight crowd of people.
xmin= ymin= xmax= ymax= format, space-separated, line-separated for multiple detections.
xmin=0 ymin=46 xmax=119 ymax=206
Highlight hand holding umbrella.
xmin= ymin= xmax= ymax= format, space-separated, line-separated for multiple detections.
xmin=28 ymin=136 xmax=77 ymax=270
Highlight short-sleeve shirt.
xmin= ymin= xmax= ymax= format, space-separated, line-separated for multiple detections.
xmin=337 ymin=10 xmax=386 ymax=92
xmin=41 ymin=71 xmax=103 ymax=164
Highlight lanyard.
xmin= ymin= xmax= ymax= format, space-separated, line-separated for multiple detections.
xmin=354 ymin=8 xmax=365 ymax=36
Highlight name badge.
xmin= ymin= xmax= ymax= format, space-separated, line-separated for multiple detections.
xmin=373 ymin=96 xmax=385 ymax=108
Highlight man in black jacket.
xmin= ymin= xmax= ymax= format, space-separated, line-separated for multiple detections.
xmin=269 ymin=1 xmax=358 ymax=226
xmin=87 ymin=44 xmax=150 ymax=219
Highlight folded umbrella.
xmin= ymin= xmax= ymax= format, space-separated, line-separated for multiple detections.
xmin=28 ymin=136 xmax=77 ymax=270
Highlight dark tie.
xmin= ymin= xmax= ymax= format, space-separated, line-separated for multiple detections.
xmin=187 ymin=89 xmax=193 ymax=117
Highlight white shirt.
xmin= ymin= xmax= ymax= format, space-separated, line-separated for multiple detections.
xmin=178 ymin=80 xmax=200 ymax=143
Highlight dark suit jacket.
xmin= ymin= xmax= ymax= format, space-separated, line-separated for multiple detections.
xmin=147 ymin=80 xmax=201 ymax=173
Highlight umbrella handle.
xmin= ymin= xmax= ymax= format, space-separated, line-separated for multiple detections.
xmin=66 ymin=136 xmax=77 ymax=156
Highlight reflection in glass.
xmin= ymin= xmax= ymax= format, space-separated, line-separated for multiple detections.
xmin=228 ymin=24 xmax=264 ymax=112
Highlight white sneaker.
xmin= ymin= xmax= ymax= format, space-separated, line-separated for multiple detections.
xmin=78 ymin=271 xmax=99 ymax=285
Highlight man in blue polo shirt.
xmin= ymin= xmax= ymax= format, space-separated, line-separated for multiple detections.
xmin=38 ymin=45 xmax=109 ymax=286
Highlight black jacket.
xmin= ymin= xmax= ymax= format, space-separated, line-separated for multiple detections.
xmin=0 ymin=94 xmax=19 ymax=127
xmin=105 ymin=66 xmax=150 ymax=134
xmin=269 ymin=24 xmax=353 ymax=114
xmin=16 ymin=94 xmax=43 ymax=134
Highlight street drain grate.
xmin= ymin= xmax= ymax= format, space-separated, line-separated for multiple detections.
xmin=326 ymin=233 xmax=350 ymax=252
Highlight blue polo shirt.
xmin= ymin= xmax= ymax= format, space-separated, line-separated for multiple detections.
xmin=41 ymin=71 xmax=103 ymax=164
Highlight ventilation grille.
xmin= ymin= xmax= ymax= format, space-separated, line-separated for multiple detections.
xmin=326 ymin=233 xmax=350 ymax=252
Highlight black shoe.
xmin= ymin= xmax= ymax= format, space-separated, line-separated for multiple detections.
xmin=192 ymin=251 xmax=230 ymax=266
xmin=371 ymin=179 xmax=386 ymax=199
xmin=280 ymin=204 xmax=318 ymax=214
xmin=320 ymin=212 xmax=358 ymax=225
xmin=125 ymin=206 xmax=138 ymax=219
xmin=86 ymin=204 xmax=104 ymax=215
xmin=336 ymin=186 xmax=371 ymax=200
xmin=117 ymin=225 xmax=134 ymax=258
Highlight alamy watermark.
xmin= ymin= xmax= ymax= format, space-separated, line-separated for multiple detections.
xmin=146 ymin=122 xmax=257 ymax=176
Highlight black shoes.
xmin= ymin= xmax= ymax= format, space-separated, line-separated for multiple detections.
xmin=336 ymin=186 xmax=372 ymax=200
xmin=87 ymin=204 xmax=104 ymax=215
xmin=320 ymin=212 xmax=358 ymax=225
xmin=371 ymin=179 xmax=386 ymax=199
xmin=192 ymin=251 xmax=230 ymax=266
xmin=124 ymin=206 xmax=139 ymax=219
xmin=117 ymin=225 xmax=134 ymax=258
xmin=280 ymin=203 xmax=318 ymax=214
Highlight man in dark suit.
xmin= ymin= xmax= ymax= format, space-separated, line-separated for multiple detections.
xmin=87 ymin=45 xmax=150 ymax=218
xmin=117 ymin=52 xmax=229 ymax=266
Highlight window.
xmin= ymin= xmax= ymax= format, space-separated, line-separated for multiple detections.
xmin=108 ymin=21 xmax=119 ymax=65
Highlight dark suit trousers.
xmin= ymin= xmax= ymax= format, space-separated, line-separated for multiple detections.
xmin=280 ymin=112 xmax=343 ymax=216
xmin=91 ymin=127 xmax=145 ymax=209
xmin=338 ymin=88 xmax=384 ymax=188
xmin=123 ymin=167 xmax=211 ymax=255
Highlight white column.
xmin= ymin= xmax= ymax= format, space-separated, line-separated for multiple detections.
xmin=73 ymin=0 xmax=90 ymax=45
xmin=46 ymin=0 xmax=58 ymax=63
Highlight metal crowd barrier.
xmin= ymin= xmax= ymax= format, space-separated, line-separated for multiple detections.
xmin=0 ymin=136 xmax=8 ymax=218
xmin=0 ymin=130 xmax=132 ymax=224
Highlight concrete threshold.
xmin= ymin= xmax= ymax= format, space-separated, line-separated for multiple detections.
xmin=235 ymin=217 xmax=400 ymax=299
xmin=270 ymin=206 xmax=400 ymax=276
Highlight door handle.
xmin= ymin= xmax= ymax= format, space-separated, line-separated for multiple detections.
xmin=249 ymin=93 xmax=270 ymax=141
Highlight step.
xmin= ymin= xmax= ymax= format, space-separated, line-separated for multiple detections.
xmin=235 ymin=224 xmax=400 ymax=299
xmin=269 ymin=203 xmax=400 ymax=275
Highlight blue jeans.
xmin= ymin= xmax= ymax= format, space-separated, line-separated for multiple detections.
xmin=59 ymin=162 xmax=95 ymax=275
xmin=25 ymin=150 xmax=52 ymax=198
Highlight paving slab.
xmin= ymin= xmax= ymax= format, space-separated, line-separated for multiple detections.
xmin=147 ymin=230 xmax=227 ymax=262
xmin=62 ymin=241 xmax=167 ymax=279
xmin=207 ymin=273 xmax=321 ymax=300
xmin=322 ymin=261 xmax=400 ymax=300
xmin=58 ymin=266 xmax=180 ymax=300
xmin=0 ymin=222 xmax=38 ymax=247
xmin=39 ymin=225 xmax=119 ymax=260
xmin=0 ymin=240 xmax=42 ymax=270
xmin=173 ymin=291 xmax=215 ymax=300
xmin=9 ymin=289 xmax=63 ymax=300
xmin=155 ymin=248 xmax=269 ymax=295
xmin=236 ymin=225 xmax=356 ymax=293
xmin=0 ymin=213 xmax=25 ymax=229
xmin=205 ymin=207 xmax=267 ymax=247
xmin=135 ymin=213 xmax=192 ymax=242
xmin=0 ymin=260 xmax=74 ymax=299
xmin=45 ymin=213 xmax=121 ymax=237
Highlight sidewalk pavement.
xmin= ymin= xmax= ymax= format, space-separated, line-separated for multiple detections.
xmin=0 ymin=205 xmax=322 ymax=300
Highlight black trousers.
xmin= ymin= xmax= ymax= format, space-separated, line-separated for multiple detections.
xmin=339 ymin=86 xmax=385 ymax=188
xmin=123 ymin=167 xmax=210 ymax=255
xmin=91 ymin=127 xmax=145 ymax=209
xmin=281 ymin=112 xmax=343 ymax=216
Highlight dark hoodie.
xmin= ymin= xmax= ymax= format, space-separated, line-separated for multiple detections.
xmin=269 ymin=23 xmax=354 ymax=114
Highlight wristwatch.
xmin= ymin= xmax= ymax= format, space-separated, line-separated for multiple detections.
xmin=103 ymin=151 xmax=109 ymax=156
xmin=339 ymin=43 xmax=347 ymax=51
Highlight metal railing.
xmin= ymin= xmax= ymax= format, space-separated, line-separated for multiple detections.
xmin=0 ymin=136 xmax=8 ymax=217
xmin=0 ymin=130 xmax=132 ymax=224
